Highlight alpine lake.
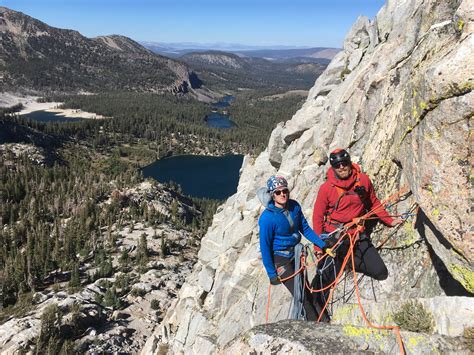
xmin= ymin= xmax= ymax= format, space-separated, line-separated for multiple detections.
xmin=143 ymin=95 xmax=242 ymax=200
xmin=22 ymin=96 xmax=243 ymax=200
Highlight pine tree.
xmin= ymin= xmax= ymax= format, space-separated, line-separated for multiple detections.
xmin=160 ymin=232 xmax=168 ymax=258
xmin=103 ymin=286 xmax=121 ymax=309
xmin=136 ymin=233 xmax=148 ymax=268
xmin=68 ymin=262 xmax=81 ymax=291
xmin=170 ymin=199 xmax=178 ymax=222
xmin=35 ymin=303 xmax=62 ymax=354
xmin=119 ymin=248 xmax=130 ymax=268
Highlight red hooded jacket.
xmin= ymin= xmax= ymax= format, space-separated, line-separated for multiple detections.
xmin=312 ymin=163 xmax=394 ymax=235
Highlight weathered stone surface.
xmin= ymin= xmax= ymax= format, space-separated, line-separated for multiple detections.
xmin=224 ymin=320 xmax=471 ymax=355
xmin=0 ymin=284 xmax=106 ymax=354
xmin=331 ymin=296 xmax=474 ymax=337
xmin=198 ymin=265 xmax=216 ymax=293
xmin=267 ymin=122 xmax=286 ymax=168
xmin=0 ymin=143 xmax=47 ymax=165
xmin=143 ymin=0 xmax=473 ymax=353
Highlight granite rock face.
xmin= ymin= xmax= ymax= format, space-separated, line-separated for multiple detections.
xmin=224 ymin=320 xmax=471 ymax=355
xmin=143 ymin=0 xmax=473 ymax=353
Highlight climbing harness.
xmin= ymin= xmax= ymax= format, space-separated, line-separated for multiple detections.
xmin=265 ymin=186 xmax=414 ymax=355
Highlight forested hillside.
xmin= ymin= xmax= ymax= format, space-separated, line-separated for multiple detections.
xmin=35 ymin=91 xmax=306 ymax=157
xmin=0 ymin=115 xmax=223 ymax=352
xmin=0 ymin=5 xmax=328 ymax=352
xmin=0 ymin=7 xmax=199 ymax=93
xmin=180 ymin=51 xmax=326 ymax=90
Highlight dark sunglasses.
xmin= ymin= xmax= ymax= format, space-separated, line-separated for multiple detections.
xmin=333 ymin=161 xmax=350 ymax=169
xmin=274 ymin=189 xmax=289 ymax=196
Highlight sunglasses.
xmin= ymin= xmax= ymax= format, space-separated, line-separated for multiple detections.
xmin=274 ymin=189 xmax=289 ymax=196
xmin=333 ymin=161 xmax=350 ymax=169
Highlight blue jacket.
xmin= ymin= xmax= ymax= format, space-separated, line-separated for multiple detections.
xmin=258 ymin=199 xmax=326 ymax=279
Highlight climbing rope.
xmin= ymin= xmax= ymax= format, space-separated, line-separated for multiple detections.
xmin=348 ymin=232 xmax=406 ymax=355
xmin=265 ymin=186 xmax=414 ymax=354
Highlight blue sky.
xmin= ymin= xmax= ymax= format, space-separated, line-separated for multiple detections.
xmin=2 ymin=0 xmax=386 ymax=48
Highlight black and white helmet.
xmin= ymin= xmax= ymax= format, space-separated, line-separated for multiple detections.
xmin=329 ymin=149 xmax=351 ymax=167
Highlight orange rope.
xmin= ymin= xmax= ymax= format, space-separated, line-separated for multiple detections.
xmin=306 ymin=232 xmax=353 ymax=294
xmin=313 ymin=230 xmax=354 ymax=321
xmin=265 ymin=284 xmax=271 ymax=323
xmin=279 ymin=264 xmax=305 ymax=282
xmin=348 ymin=232 xmax=406 ymax=354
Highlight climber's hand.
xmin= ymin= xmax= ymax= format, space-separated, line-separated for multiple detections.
xmin=323 ymin=234 xmax=338 ymax=249
xmin=270 ymin=276 xmax=281 ymax=285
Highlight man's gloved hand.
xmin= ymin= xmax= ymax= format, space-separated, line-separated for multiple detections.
xmin=270 ymin=276 xmax=281 ymax=285
xmin=323 ymin=234 xmax=338 ymax=249
xmin=321 ymin=234 xmax=338 ymax=257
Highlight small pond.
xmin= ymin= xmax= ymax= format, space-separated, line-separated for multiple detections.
xmin=205 ymin=95 xmax=236 ymax=129
xmin=205 ymin=112 xmax=236 ymax=129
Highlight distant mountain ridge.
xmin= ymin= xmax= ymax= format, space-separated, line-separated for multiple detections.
xmin=142 ymin=41 xmax=319 ymax=51
xmin=0 ymin=7 xmax=201 ymax=93
xmin=142 ymin=41 xmax=341 ymax=62
xmin=181 ymin=51 xmax=248 ymax=70
xmin=94 ymin=35 xmax=155 ymax=55
xmin=180 ymin=50 xmax=328 ymax=90
xmin=234 ymin=47 xmax=340 ymax=61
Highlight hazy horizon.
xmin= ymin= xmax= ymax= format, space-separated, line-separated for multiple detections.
xmin=2 ymin=0 xmax=386 ymax=48
xmin=139 ymin=41 xmax=340 ymax=51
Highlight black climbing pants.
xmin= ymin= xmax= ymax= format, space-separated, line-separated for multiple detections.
xmin=274 ymin=255 xmax=330 ymax=322
xmin=334 ymin=232 xmax=388 ymax=280
xmin=311 ymin=233 xmax=388 ymax=319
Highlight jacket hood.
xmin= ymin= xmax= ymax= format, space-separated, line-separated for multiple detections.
xmin=257 ymin=187 xmax=272 ymax=208
xmin=326 ymin=162 xmax=361 ymax=189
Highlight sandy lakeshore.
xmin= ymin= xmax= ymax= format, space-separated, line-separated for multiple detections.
xmin=0 ymin=92 xmax=106 ymax=119
xmin=43 ymin=107 xmax=106 ymax=119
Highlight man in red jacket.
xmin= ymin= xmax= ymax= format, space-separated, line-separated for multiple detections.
xmin=311 ymin=149 xmax=402 ymax=317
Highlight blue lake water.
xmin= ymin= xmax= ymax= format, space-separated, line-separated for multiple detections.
xmin=211 ymin=95 xmax=235 ymax=109
xmin=206 ymin=95 xmax=236 ymax=129
xmin=142 ymin=154 xmax=244 ymax=200
xmin=206 ymin=112 xmax=236 ymax=129
xmin=21 ymin=110 xmax=84 ymax=122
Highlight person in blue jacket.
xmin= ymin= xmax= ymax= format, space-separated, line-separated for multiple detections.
xmin=258 ymin=175 xmax=335 ymax=321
